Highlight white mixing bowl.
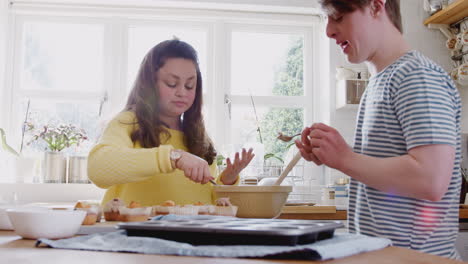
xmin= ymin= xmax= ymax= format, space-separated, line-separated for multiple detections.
xmin=7 ymin=207 xmax=86 ymax=239
xmin=0 ymin=205 xmax=14 ymax=230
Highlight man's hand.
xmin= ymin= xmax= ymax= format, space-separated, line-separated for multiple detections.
xmin=307 ymin=123 xmax=353 ymax=170
xmin=295 ymin=126 xmax=323 ymax=165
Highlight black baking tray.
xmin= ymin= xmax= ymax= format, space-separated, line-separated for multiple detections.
xmin=117 ymin=217 xmax=343 ymax=246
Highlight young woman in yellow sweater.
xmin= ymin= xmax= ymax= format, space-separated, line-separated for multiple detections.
xmin=88 ymin=39 xmax=254 ymax=206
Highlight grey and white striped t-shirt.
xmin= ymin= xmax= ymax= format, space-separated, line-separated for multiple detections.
xmin=349 ymin=50 xmax=461 ymax=259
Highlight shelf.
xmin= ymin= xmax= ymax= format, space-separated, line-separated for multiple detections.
xmin=424 ymin=0 xmax=468 ymax=25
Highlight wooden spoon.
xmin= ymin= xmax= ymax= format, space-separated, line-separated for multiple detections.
xmin=274 ymin=152 xmax=302 ymax=185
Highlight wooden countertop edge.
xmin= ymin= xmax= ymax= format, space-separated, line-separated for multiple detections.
xmin=281 ymin=206 xmax=336 ymax=214
xmin=278 ymin=206 xmax=468 ymax=221
xmin=459 ymin=208 xmax=468 ymax=219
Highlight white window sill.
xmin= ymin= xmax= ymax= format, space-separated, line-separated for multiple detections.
xmin=0 ymin=183 xmax=106 ymax=204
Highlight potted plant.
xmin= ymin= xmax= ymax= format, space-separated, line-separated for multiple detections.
xmin=28 ymin=124 xmax=87 ymax=152
xmin=28 ymin=123 xmax=87 ymax=183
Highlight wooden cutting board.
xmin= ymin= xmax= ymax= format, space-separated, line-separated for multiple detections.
xmin=281 ymin=205 xmax=336 ymax=214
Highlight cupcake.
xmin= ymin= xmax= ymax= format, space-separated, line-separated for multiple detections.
xmin=152 ymin=200 xmax=176 ymax=216
xmin=167 ymin=205 xmax=199 ymax=215
xmin=193 ymin=202 xmax=215 ymax=215
xmin=103 ymin=198 xmax=125 ymax=221
xmin=213 ymin=198 xmax=238 ymax=217
xmin=118 ymin=201 xmax=151 ymax=222
xmin=74 ymin=201 xmax=99 ymax=225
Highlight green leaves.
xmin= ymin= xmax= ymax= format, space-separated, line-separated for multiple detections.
xmin=264 ymin=153 xmax=284 ymax=164
xmin=216 ymin=154 xmax=226 ymax=166
xmin=0 ymin=128 xmax=20 ymax=156
xmin=259 ymin=37 xmax=304 ymax=161
xmin=28 ymin=124 xmax=87 ymax=152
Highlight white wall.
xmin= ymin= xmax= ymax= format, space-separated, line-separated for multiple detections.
xmin=0 ymin=0 xmax=7 ymax=130
xmin=327 ymin=0 xmax=461 ymax=182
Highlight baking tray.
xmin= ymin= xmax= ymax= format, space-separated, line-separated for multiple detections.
xmin=117 ymin=217 xmax=343 ymax=246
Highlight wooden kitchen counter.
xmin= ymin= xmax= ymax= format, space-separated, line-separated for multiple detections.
xmin=280 ymin=205 xmax=468 ymax=221
xmin=0 ymin=231 xmax=463 ymax=264
xmin=279 ymin=205 xmax=347 ymax=220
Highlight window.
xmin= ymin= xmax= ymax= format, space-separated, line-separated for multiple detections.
xmin=127 ymin=24 xmax=208 ymax=94
xmin=10 ymin=19 xmax=105 ymax=155
xmin=2 ymin=3 xmax=326 ymax=197
xmin=227 ymin=29 xmax=306 ymax=169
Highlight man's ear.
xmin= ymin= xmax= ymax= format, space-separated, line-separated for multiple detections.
xmin=370 ymin=0 xmax=386 ymax=17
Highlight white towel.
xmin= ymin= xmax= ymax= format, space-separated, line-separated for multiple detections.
xmin=37 ymin=215 xmax=391 ymax=260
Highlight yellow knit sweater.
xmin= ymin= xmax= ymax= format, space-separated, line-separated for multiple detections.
xmin=88 ymin=111 xmax=231 ymax=206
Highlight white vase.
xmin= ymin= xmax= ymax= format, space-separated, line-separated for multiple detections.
xmin=43 ymin=152 xmax=66 ymax=183
xmin=68 ymin=156 xmax=89 ymax=184
xmin=13 ymin=156 xmax=39 ymax=183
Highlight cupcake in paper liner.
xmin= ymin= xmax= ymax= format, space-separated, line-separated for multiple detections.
xmin=74 ymin=202 xmax=100 ymax=225
xmin=118 ymin=201 xmax=151 ymax=222
xmin=103 ymin=198 xmax=125 ymax=221
xmin=197 ymin=205 xmax=216 ymax=215
xmin=193 ymin=202 xmax=215 ymax=215
xmin=213 ymin=205 xmax=238 ymax=216
xmin=153 ymin=200 xmax=176 ymax=216
xmin=152 ymin=205 xmax=170 ymax=216
xmin=215 ymin=197 xmax=232 ymax=206
xmin=168 ymin=205 xmax=199 ymax=215
xmin=213 ymin=197 xmax=238 ymax=216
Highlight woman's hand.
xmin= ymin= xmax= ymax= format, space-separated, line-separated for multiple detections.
xmin=220 ymin=148 xmax=255 ymax=185
xmin=175 ymin=151 xmax=214 ymax=184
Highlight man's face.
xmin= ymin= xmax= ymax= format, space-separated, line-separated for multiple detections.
xmin=325 ymin=5 xmax=378 ymax=64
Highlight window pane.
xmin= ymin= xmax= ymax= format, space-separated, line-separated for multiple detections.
xmin=230 ymin=105 xmax=304 ymax=164
xmin=20 ymin=99 xmax=101 ymax=156
xmin=21 ymin=22 xmax=104 ymax=92
xmin=231 ymin=32 xmax=304 ymax=96
xmin=127 ymin=26 xmax=207 ymax=93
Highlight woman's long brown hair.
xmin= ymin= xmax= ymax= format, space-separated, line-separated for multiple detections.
xmin=125 ymin=39 xmax=216 ymax=165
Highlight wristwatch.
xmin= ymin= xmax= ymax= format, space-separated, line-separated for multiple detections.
xmin=170 ymin=149 xmax=183 ymax=169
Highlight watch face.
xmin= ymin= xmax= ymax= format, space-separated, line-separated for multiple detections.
xmin=171 ymin=150 xmax=182 ymax=160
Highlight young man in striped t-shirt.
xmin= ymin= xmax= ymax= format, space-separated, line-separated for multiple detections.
xmin=295 ymin=0 xmax=461 ymax=259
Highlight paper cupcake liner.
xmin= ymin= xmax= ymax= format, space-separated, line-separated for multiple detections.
xmin=196 ymin=205 xmax=216 ymax=215
xmin=167 ymin=206 xmax=199 ymax=215
xmin=118 ymin=206 xmax=152 ymax=216
xmin=152 ymin=205 xmax=172 ymax=215
xmin=82 ymin=214 xmax=98 ymax=225
xmin=104 ymin=211 xmax=121 ymax=221
xmin=213 ymin=206 xmax=238 ymax=217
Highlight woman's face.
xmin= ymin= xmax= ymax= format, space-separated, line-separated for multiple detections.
xmin=156 ymin=58 xmax=197 ymax=120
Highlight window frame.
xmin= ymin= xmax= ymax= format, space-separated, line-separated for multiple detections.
xmin=213 ymin=23 xmax=313 ymax=147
